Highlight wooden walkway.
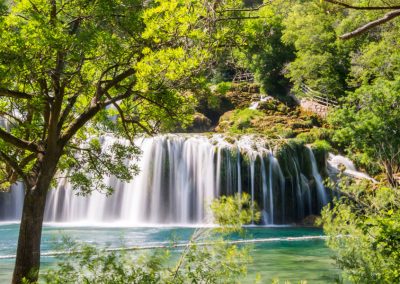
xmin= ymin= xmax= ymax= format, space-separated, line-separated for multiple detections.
xmin=233 ymin=72 xmax=254 ymax=83
xmin=299 ymin=84 xmax=338 ymax=117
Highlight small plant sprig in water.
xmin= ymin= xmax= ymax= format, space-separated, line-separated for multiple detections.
xmin=42 ymin=193 xmax=259 ymax=284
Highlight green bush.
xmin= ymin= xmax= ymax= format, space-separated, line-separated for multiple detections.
xmin=296 ymin=128 xmax=333 ymax=144
xmin=43 ymin=194 xmax=259 ymax=284
xmin=215 ymin=82 xmax=233 ymax=95
xmin=321 ymin=181 xmax=400 ymax=283
xmin=310 ymin=140 xmax=332 ymax=153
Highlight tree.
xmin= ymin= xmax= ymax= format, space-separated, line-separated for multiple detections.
xmin=321 ymin=180 xmax=400 ymax=283
xmin=281 ymin=2 xmax=351 ymax=98
xmin=0 ymin=0 xmax=244 ymax=282
xmin=323 ymin=0 xmax=400 ymax=39
xmin=235 ymin=1 xmax=295 ymax=97
xmin=329 ymin=78 xmax=400 ymax=187
xmin=42 ymin=193 xmax=257 ymax=284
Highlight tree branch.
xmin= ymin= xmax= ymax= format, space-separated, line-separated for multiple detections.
xmin=0 ymin=150 xmax=27 ymax=183
xmin=57 ymin=93 xmax=79 ymax=131
xmin=0 ymin=128 xmax=41 ymax=153
xmin=59 ymin=104 xmax=102 ymax=146
xmin=217 ymin=3 xmax=266 ymax=13
xmin=340 ymin=9 xmax=400 ymax=39
xmin=135 ymin=93 xmax=176 ymax=118
xmin=60 ymin=67 xmax=136 ymax=145
xmin=0 ymin=88 xmax=33 ymax=99
xmin=324 ymin=0 xmax=400 ymax=10
xmin=100 ymin=68 xmax=135 ymax=96
xmin=60 ymin=91 xmax=134 ymax=145
xmin=108 ymin=93 xmax=154 ymax=137
xmin=216 ymin=16 xmax=261 ymax=21
xmin=19 ymin=153 xmax=37 ymax=169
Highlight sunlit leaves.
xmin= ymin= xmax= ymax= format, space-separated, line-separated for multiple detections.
xmin=321 ymin=181 xmax=400 ymax=283
xmin=43 ymin=194 xmax=255 ymax=283
xmin=211 ymin=193 xmax=260 ymax=232
xmin=281 ymin=2 xmax=350 ymax=97
xmin=329 ymin=78 xmax=400 ymax=182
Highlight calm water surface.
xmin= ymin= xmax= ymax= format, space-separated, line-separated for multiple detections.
xmin=0 ymin=224 xmax=341 ymax=283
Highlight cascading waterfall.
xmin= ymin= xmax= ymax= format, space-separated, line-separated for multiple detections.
xmin=0 ymin=183 xmax=24 ymax=221
xmin=307 ymin=147 xmax=328 ymax=207
xmin=0 ymin=134 xmax=332 ymax=225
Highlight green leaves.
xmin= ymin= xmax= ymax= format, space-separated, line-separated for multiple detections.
xmin=321 ymin=181 xmax=400 ymax=283
xmin=282 ymin=2 xmax=348 ymax=98
xmin=1 ymin=0 xmax=237 ymax=192
xmin=329 ymin=78 xmax=400 ymax=184
xmin=63 ymin=139 xmax=141 ymax=195
xmin=42 ymin=193 xmax=255 ymax=283
xmin=211 ymin=192 xmax=260 ymax=232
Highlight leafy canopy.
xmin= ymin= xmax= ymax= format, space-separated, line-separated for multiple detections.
xmin=0 ymin=0 xmax=243 ymax=193
xmin=329 ymin=78 xmax=400 ymax=185
xmin=321 ymin=180 xmax=400 ymax=283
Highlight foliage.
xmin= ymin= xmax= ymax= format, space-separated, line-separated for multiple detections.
xmin=348 ymin=24 xmax=400 ymax=87
xmin=234 ymin=1 xmax=295 ymax=97
xmin=215 ymin=82 xmax=233 ymax=96
xmin=296 ymin=128 xmax=333 ymax=144
xmin=0 ymin=0 xmax=252 ymax=282
xmin=282 ymin=2 xmax=350 ymax=98
xmin=42 ymin=193 xmax=258 ymax=284
xmin=211 ymin=192 xmax=261 ymax=232
xmin=0 ymin=0 xmax=224 ymax=193
xmin=310 ymin=140 xmax=332 ymax=154
xmin=329 ymin=78 xmax=400 ymax=186
xmin=321 ymin=180 xmax=400 ymax=283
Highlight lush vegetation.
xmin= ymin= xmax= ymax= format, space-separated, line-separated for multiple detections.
xmin=42 ymin=194 xmax=257 ymax=284
xmin=321 ymin=180 xmax=400 ymax=283
xmin=1 ymin=0 xmax=400 ymax=282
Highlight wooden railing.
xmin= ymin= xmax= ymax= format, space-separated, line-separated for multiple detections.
xmin=300 ymin=84 xmax=338 ymax=107
xmin=233 ymin=72 xmax=254 ymax=83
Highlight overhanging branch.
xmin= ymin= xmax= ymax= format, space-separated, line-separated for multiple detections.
xmin=0 ymin=88 xmax=33 ymax=99
xmin=217 ymin=3 xmax=266 ymax=13
xmin=0 ymin=128 xmax=41 ymax=153
xmin=0 ymin=150 xmax=27 ymax=183
xmin=340 ymin=9 xmax=400 ymax=39
xmin=325 ymin=0 xmax=400 ymax=10
xmin=60 ymin=91 xmax=134 ymax=145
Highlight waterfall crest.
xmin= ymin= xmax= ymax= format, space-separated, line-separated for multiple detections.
xmin=0 ymin=134 xmax=331 ymax=225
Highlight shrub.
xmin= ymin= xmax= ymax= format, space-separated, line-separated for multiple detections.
xmin=320 ymin=180 xmax=400 ymax=283
xmin=42 ymin=194 xmax=259 ymax=284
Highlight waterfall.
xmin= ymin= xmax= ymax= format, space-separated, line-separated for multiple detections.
xmin=0 ymin=134 xmax=332 ymax=226
xmin=328 ymin=154 xmax=375 ymax=181
xmin=0 ymin=183 xmax=24 ymax=221
xmin=307 ymin=147 xmax=328 ymax=207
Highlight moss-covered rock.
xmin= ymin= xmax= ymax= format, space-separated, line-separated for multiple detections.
xmin=213 ymin=92 xmax=331 ymax=143
xmin=186 ymin=112 xmax=212 ymax=133
xmin=215 ymin=109 xmax=264 ymax=133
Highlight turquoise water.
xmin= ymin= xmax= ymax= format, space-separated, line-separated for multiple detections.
xmin=0 ymin=224 xmax=341 ymax=283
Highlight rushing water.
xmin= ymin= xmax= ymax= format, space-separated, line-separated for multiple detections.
xmin=0 ymin=134 xmax=350 ymax=282
xmin=0 ymin=224 xmax=341 ymax=283
xmin=0 ymin=134 xmax=331 ymax=225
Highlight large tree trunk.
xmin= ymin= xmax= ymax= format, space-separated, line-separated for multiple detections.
xmin=12 ymin=151 xmax=61 ymax=284
xmin=12 ymin=184 xmax=48 ymax=284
